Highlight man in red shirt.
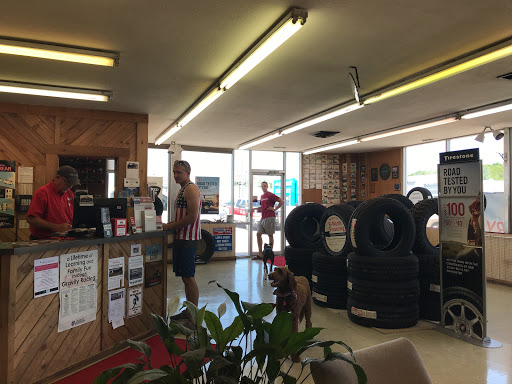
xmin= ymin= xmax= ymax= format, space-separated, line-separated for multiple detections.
xmin=27 ymin=165 xmax=81 ymax=239
xmin=252 ymin=181 xmax=284 ymax=259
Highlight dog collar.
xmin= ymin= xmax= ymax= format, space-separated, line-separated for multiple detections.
xmin=273 ymin=289 xmax=297 ymax=299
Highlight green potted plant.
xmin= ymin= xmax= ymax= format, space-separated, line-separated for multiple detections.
xmin=94 ymin=281 xmax=366 ymax=384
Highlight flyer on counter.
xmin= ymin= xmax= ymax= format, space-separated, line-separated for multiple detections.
xmin=108 ymin=288 xmax=125 ymax=328
xmin=128 ymin=255 xmax=144 ymax=287
xmin=127 ymin=287 xmax=143 ymax=318
xmin=58 ymin=250 xmax=98 ymax=333
xmin=108 ymin=257 xmax=125 ymax=290
xmin=34 ymin=256 xmax=59 ymax=298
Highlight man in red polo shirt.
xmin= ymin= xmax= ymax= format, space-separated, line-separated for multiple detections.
xmin=27 ymin=166 xmax=81 ymax=239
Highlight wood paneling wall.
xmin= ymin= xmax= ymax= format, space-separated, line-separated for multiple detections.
xmin=0 ymin=102 xmax=148 ymax=243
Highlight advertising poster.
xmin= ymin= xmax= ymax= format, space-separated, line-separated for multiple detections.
xmin=0 ymin=160 xmax=15 ymax=228
xmin=438 ymin=149 xmax=487 ymax=343
xmin=145 ymin=243 xmax=162 ymax=262
xmin=34 ymin=256 xmax=59 ymax=298
xmin=131 ymin=244 xmax=142 ymax=256
xmin=58 ymin=250 xmax=98 ymax=333
xmin=108 ymin=257 xmax=125 ymax=290
xmin=108 ymin=288 xmax=125 ymax=329
xmin=145 ymin=262 xmax=162 ymax=288
xmin=195 ymin=176 xmax=219 ymax=214
xmin=127 ymin=287 xmax=143 ymax=318
xmin=128 ymin=255 xmax=144 ymax=287
xmin=213 ymin=227 xmax=233 ymax=251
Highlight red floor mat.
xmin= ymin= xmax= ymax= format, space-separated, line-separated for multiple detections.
xmin=55 ymin=336 xmax=189 ymax=383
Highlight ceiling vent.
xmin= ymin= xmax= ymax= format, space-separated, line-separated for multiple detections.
xmin=497 ymin=72 xmax=512 ymax=80
xmin=310 ymin=131 xmax=339 ymax=139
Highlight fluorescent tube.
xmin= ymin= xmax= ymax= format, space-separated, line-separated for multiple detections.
xmin=0 ymin=81 xmax=110 ymax=101
xmin=239 ymin=132 xmax=282 ymax=150
xmin=303 ymin=139 xmax=359 ymax=155
xmin=461 ymin=102 xmax=512 ymax=119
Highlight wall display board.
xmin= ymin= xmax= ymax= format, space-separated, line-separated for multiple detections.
xmin=302 ymin=154 xmax=340 ymax=204
xmin=196 ymin=176 xmax=220 ymax=214
xmin=0 ymin=160 xmax=15 ymax=228
xmin=437 ymin=149 xmax=500 ymax=348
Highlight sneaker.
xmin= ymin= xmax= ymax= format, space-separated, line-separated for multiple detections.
xmin=170 ymin=311 xmax=189 ymax=322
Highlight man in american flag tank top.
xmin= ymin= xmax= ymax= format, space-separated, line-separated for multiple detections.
xmin=163 ymin=160 xmax=201 ymax=323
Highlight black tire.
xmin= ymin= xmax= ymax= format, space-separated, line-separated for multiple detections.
xmin=406 ymin=187 xmax=433 ymax=205
xmin=350 ymin=198 xmax=415 ymax=257
xmin=312 ymin=271 xmax=347 ymax=292
xmin=381 ymin=194 xmax=415 ymax=210
xmin=284 ymin=246 xmax=317 ymax=267
xmin=347 ymin=252 xmax=419 ymax=281
xmin=417 ymin=253 xmax=440 ymax=282
xmin=312 ymin=286 xmax=347 ymax=309
xmin=411 ymin=198 xmax=439 ymax=255
xmin=347 ymin=277 xmax=420 ymax=305
xmin=347 ymin=297 xmax=419 ymax=329
xmin=319 ymin=204 xmax=354 ymax=257
xmin=285 ymin=203 xmax=326 ymax=249
xmin=195 ymin=229 xmax=215 ymax=263
xmin=419 ymin=282 xmax=440 ymax=321
xmin=344 ymin=200 xmax=363 ymax=209
xmin=312 ymin=251 xmax=347 ymax=275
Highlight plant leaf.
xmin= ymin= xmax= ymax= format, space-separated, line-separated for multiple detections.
xmin=180 ymin=348 xmax=207 ymax=378
xmin=245 ymin=303 xmax=274 ymax=320
xmin=204 ymin=310 xmax=225 ymax=350
xmin=281 ymin=327 xmax=322 ymax=357
xmin=269 ymin=311 xmax=292 ymax=346
xmin=209 ymin=281 xmax=251 ymax=328
xmin=167 ymin=296 xmax=180 ymax=319
xmin=266 ymin=358 xmax=281 ymax=381
xmin=240 ymin=377 xmax=257 ymax=384
xmin=111 ymin=363 xmax=145 ymax=383
xmin=123 ymin=340 xmax=152 ymax=366
xmin=217 ymin=302 xmax=227 ymax=318
xmin=93 ymin=363 xmax=143 ymax=384
xmin=169 ymin=319 xmax=194 ymax=338
xmin=222 ymin=315 xmax=244 ymax=346
xmin=126 ymin=369 xmax=168 ymax=384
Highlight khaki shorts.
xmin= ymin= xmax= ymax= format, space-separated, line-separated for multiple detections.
xmin=257 ymin=217 xmax=276 ymax=235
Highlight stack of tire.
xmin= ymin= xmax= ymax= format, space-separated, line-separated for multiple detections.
xmin=347 ymin=196 xmax=420 ymax=329
xmin=284 ymin=203 xmax=326 ymax=285
xmin=411 ymin=197 xmax=441 ymax=321
xmin=311 ymin=204 xmax=355 ymax=309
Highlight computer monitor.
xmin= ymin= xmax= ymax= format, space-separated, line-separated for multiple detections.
xmin=73 ymin=197 xmax=128 ymax=229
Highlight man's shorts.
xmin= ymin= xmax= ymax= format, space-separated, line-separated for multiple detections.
xmin=173 ymin=240 xmax=198 ymax=277
xmin=257 ymin=217 xmax=276 ymax=235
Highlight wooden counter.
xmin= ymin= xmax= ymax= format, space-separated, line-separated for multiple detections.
xmin=0 ymin=231 xmax=172 ymax=384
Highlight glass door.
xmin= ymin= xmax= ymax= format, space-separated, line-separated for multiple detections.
xmin=250 ymin=172 xmax=285 ymax=256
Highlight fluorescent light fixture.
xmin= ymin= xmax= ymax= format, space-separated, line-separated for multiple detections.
xmin=154 ymin=8 xmax=307 ymax=145
xmin=179 ymin=88 xmax=224 ymax=127
xmin=239 ymin=132 xmax=282 ymax=150
xmin=364 ymin=43 xmax=512 ymax=105
xmin=303 ymin=139 xmax=359 ymax=155
xmin=155 ymin=125 xmax=181 ymax=145
xmin=281 ymin=103 xmax=363 ymax=135
xmin=461 ymin=102 xmax=512 ymax=119
xmin=0 ymin=38 xmax=119 ymax=66
xmin=360 ymin=117 xmax=457 ymax=142
xmin=0 ymin=80 xmax=111 ymax=101
xmin=220 ymin=9 xmax=307 ymax=90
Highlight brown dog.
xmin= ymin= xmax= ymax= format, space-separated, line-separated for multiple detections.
xmin=268 ymin=267 xmax=312 ymax=334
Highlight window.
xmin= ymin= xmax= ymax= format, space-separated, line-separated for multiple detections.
xmin=405 ymin=141 xmax=446 ymax=197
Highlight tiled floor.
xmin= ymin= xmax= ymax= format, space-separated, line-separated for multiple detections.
xmin=167 ymin=259 xmax=512 ymax=384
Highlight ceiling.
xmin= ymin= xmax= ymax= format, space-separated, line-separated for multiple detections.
xmin=0 ymin=0 xmax=511 ymax=153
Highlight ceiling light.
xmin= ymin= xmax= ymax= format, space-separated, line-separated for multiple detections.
xmin=364 ymin=43 xmax=512 ymax=105
xmin=360 ymin=117 xmax=457 ymax=142
xmin=461 ymin=101 xmax=512 ymax=119
xmin=303 ymin=140 xmax=359 ymax=155
xmin=281 ymin=103 xmax=363 ymax=135
xmin=220 ymin=9 xmax=307 ymax=90
xmin=154 ymin=8 xmax=308 ymax=145
xmin=0 ymin=80 xmax=111 ymax=101
xmin=0 ymin=38 xmax=119 ymax=66
xmin=474 ymin=126 xmax=504 ymax=142
xmin=239 ymin=132 xmax=282 ymax=150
